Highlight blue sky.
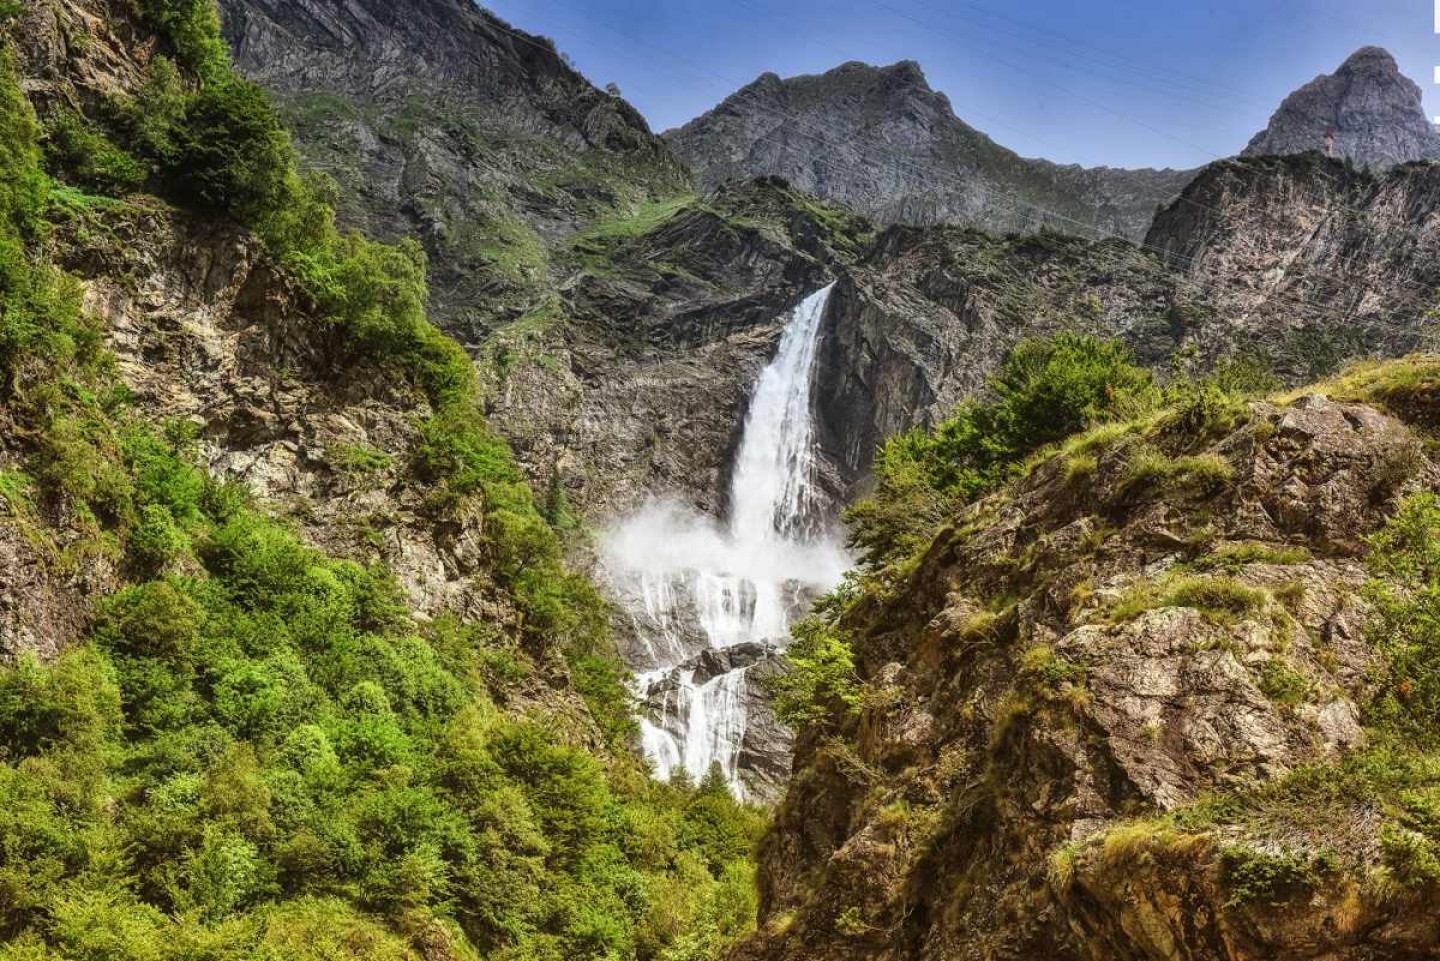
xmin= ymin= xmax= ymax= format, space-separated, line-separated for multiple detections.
xmin=482 ymin=0 xmax=1440 ymax=170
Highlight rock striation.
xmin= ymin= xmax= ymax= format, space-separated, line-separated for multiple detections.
xmin=1147 ymin=153 xmax=1440 ymax=372
xmin=1244 ymin=46 xmax=1440 ymax=170
xmin=666 ymin=60 xmax=1196 ymax=241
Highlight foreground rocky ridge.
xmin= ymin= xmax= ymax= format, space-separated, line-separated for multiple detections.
xmin=741 ymin=367 xmax=1440 ymax=960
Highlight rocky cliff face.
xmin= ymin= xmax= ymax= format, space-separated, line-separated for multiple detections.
xmin=1148 ymin=153 xmax=1440 ymax=374
xmin=740 ymin=374 xmax=1440 ymax=961
xmin=219 ymin=0 xmax=687 ymax=342
xmin=5 ymin=0 xmax=601 ymax=728
xmin=1245 ymin=46 xmax=1440 ymax=170
xmin=809 ymin=149 xmax=1440 ymax=494
xmin=812 ymin=228 xmax=1208 ymax=495
xmin=666 ymin=60 xmax=1195 ymax=241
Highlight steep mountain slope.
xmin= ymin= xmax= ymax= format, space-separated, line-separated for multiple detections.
xmin=739 ymin=358 xmax=1440 ymax=961
xmin=665 ymin=60 xmax=1196 ymax=241
xmin=1245 ymin=46 xmax=1440 ymax=169
xmin=0 ymin=3 xmax=767 ymax=959
xmin=1148 ymin=153 xmax=1440 ymax=369
xmin=219 ymin=0 xmax=687 ymax=341
xmin=216 ymin=0 xmax=880 ymax=524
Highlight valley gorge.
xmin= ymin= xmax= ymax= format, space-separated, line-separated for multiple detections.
xmin=3 ymin=1 xmax=1440 ymax=960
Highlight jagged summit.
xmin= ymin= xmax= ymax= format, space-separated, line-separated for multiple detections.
xmin=666 ymin=59 xmax=1193 ymax=240
xmin=1244 ymin=45 xmax=1440 ymax=169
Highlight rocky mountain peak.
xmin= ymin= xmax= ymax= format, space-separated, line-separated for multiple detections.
xmin=666 ymin=60 xmax=1194 ymax=240
xmin=1244 ymin=44 xmax=1440 ymax=169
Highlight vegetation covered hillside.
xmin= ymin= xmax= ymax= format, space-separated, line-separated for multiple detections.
xmin=0 ymin=3 xmax=762 ymax=959
xmin=751 ymin=340 xmax=1440 ymax=960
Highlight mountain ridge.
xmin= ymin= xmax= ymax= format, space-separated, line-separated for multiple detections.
xmin=665 ymin=57 xmax=1194 ymax=240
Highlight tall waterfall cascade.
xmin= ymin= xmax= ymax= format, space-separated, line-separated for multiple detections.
xmin=602 ymin=285 xmax=851 ymax=799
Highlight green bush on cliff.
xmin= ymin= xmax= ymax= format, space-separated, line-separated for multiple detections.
xmin=137 ymin=0 xmax=231 ymax=80
xmin=848 ymin=334 xmax=1155 ymax=567
xmin=1365 ymin=492 xmax=1440 ymax=733
xmin=848 ymin=339 xmax=1275 ymax=572
xmin=909 ymin=333 xmax=1155 ymax=500
xmin=769 ymin=615 xmax=861 ymax=729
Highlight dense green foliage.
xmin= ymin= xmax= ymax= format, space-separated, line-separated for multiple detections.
xmin=0 ymin=14 xmax=766 ymax=959
xmin=768 ymin=615 xmax=860 ymax=729
xmin=846 ymin=334 xmax=1155 ymax=568
xmin=0 ymin=466 xmax=764 ymax=958
xmin=1366 ymin=492 xmax=1440 ymax=735
xmin=908 ymin=334 xmax=1155 ymax=499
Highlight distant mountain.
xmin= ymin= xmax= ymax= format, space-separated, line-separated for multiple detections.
xmin=665 ymin=60 xmax=1196 ymax=241
xmin=1244 ymin=46 xmax=1440 ymax=169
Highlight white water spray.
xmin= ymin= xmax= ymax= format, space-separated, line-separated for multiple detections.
xmin=603 ymin=285 xmax=850 ymax=798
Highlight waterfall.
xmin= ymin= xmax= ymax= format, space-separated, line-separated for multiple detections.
xmin=603 ymin=284 xmax=850 ymax=799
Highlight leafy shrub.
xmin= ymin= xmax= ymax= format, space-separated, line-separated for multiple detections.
xmin=1380 ymin=826 xmax=1440 ymax=890
xmin=129 ymin=504 xmax=190 ymax=570
xmin=769 ymin=615 xmax=860 ymax=729
xmin=170 ymin=78 xmax=294 ymax=219
xmin=1365 ymin=493 xmax=1440 ymax=731
xmin=0 ymin=48 xmax=45 ymax=238
xmin=909 ymin=334 xmax=1155 ymax=501
xmin=43 ymin=109 xmax=147 ymax=195
xmin=1220 ymin=847 xmax=1321 ymax=907
xmin=849 ymin=334 xmax=1153 ymax=569
xmin=136 ymin=0 xmax=230 ymax=80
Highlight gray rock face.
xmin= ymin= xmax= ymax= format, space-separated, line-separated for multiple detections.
xmin=1244 ymin=46 xmax=1440 ymax=169
xmin=666 ymin=60 xmax=1195 ymax=241
xmin=219 ymin=0 xmax=688 ymax=342
xmin=812 ymin=228 xmax=1206 ymax=496
xmin=810 ymin=152 xmax=1440 ymax=497
xmin=1147 ymin=153 xmax=1440 ymax=374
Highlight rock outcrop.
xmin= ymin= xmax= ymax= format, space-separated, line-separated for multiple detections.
xmin=1245 ymin=46 xmax=1440 ymax=170
xmin=812 ymin=228 xmax=1208 ymax=495
xmin=666 ymin=60 xmax=1196 ymax=241
xmin=739 ymin=380 xmax=1440 ymax=960
xmin=1147 ymin=153 xmax=1440 ymax=374
xmin=810 ymin=149 xmax=1440 ymax=494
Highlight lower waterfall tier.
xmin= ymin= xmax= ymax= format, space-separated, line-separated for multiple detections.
xmin=637 ymin=644 xmax=793 ymax=801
